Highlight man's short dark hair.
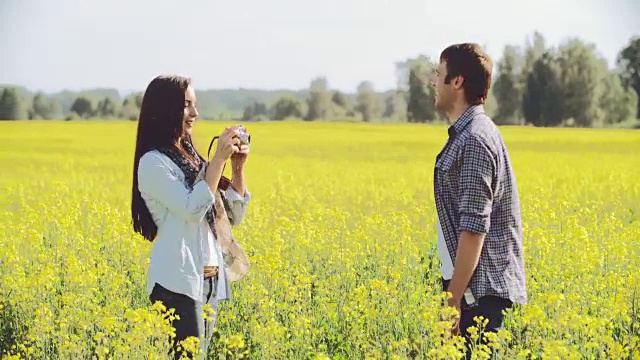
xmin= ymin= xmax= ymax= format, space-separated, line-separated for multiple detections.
xmin=440 ymin=43 xmax=493 ymax=105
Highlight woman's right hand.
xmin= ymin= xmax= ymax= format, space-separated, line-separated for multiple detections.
xmin=213 ymin=126 xmax=241 ymax=162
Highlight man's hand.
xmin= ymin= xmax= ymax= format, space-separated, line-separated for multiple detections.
xmin=447 ymin=294 xmax=462 ymax=336
xmin=445 ymin=230 xmax=486 ymax=335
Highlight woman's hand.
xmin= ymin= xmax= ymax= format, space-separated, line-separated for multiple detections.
xmin=230 ymin=127 xmax=249 ymax=195
xmin=213 ymin=127 xmax=241 ymax=162
xmin=205 ymin=126 xmax=240 ymax=191
xmin=230 ymin=142 xmax=249 ymax=169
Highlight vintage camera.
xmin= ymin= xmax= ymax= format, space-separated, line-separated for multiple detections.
xmin=207 ymin=125 xmax=251 ymax=162
xmin=236 ymin=124 xmax=251 ymax=145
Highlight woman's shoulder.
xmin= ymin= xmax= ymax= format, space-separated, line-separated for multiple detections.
xmin=139 ymin=149 xmax=173 ymax=166
xmin=138 ymin=150 xmax=182 ymax=175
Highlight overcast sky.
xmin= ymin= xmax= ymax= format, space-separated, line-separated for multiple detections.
xmin=1 ymin=0 xmax=638 ymax=95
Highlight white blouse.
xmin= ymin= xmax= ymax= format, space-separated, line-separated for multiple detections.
xmin=137 ymin=150 xmax=250 ymax=302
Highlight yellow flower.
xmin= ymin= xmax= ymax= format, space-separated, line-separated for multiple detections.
xmin=1 ymin=121 xmax=638 ymax=358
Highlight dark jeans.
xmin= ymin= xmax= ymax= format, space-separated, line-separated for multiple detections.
xmin=442 ymin=279 xmax=512 ymax=360
xmin=150 ymin=278 xmax=217 ymax=360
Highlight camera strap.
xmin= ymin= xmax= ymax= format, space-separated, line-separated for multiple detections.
xmin=206 ymin=136 xmax=232 ymax=191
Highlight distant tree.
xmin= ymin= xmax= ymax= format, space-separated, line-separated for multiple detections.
xmin=355 ymin=81 xmax=382 ymax=122
xmin=617 ymin=36 xmax=640 ymax=118
xmin=493 ymin=45 xmax=524 ymax=125
xmin=70 ymin=96 xmax=94 ymax=119
xmin=600 ymin=69 xmax=638 ymax=124
xmin=407 ymin=61 xmax=437 ymax=123
xmin=556 ymin=38 xmax=604 ymax=127
xmin=0 ymin=87 xmax=29 ymax=120
xmin=96 ymin=97 xmax=119 ymax=118
xmin=134 ymin=93 xmax=143 ymax=108
xmin=255 ymin=102 xmax=268 ymax=117
xmin=328 ymin=91 xmax=352 ymax=119
xmin=241 ymin=106 xmax=253 ymax=121
xmin=484 ymin=88 xmax=499 ymax=119
xmin=305 ymin=77 xmax=332 ymax=121
xmin=121 ymin=93 xmax=142 ymax=120
xmin=271 ymin=96 xmax=304 ymax=120
xmin=522 ymin=31 xmax=547 ymax=77
xmin=518 ymin=31 xmax=549 ymax=121
xmin=331 ymin=91 xmax=349 ymax=109
xmin=242 ymin=101 xmax=268 ymax=121
xmin=31 ymin=92 xmax=60 ymax=119
xmin=382 ymin=91 xmax=408 ymax=121
xmin=395 ymin=55 xmax=438 ymax=122
xmin=522 ymin=52 xmax=564 ymax=126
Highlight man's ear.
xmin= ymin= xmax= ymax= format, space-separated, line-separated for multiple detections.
xmin=452 ymin=75 xmax=465 ymax=90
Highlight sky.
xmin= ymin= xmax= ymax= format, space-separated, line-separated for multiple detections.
xmin=1 ymin=0 xmax=639 ymax=96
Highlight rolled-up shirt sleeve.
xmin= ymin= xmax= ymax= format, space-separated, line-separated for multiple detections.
xmin=138 ymin=151 xmax=215 ymax=223
xmin=458 ymin=135 xmax=495 ymax=234
xmin=224 ymin=187 xmax=251 ymax=226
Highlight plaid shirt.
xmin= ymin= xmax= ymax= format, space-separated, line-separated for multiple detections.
xmin=434 ymin=105 xmax=527 ymax=305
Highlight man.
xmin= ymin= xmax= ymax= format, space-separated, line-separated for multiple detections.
xmin=431 ymin=43 xmax=527 ymax=357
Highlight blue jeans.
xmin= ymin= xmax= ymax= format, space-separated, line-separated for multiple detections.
xmin=441 ymin=279 xmax=512 ymax=360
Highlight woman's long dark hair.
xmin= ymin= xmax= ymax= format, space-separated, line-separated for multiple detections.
xmin=131 ymin=74 xmax=196 ymax=241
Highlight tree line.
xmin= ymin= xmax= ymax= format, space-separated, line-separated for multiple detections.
xmin=0 ymin=88 xmax=143 ymax=121
xmin=491 ymin=32 xmax=639 ymax=127
xmin=2 ymin=32 xmax=639 ymax=128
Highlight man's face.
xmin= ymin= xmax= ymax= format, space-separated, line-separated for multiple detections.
xmin=433 ymin=60 xmax=455 ymax=115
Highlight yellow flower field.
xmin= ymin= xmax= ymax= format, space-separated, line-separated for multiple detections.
xmin=0 ymin=120 xmax=639 ymax=359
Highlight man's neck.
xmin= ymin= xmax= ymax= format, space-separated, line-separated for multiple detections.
xmin=446 ymin=101 xmax=471 ymax=126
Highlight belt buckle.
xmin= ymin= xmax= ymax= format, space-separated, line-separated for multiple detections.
xmin=204 ymin=266 xmax=219 ymax=279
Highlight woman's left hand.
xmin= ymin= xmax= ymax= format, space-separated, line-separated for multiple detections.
xmin=231 ymin=143 xmax=249 ymax=168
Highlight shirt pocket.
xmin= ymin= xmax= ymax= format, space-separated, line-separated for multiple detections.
xmin=435 ymin=150 xmax=459 ymax=182
xmin=435 ymin=147 xmax=462 ymax=203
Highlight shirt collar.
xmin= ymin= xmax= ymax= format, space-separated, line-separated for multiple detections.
xmin=447 ymin=104 xmax=485 ymax=138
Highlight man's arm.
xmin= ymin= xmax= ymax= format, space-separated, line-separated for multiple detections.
xmin=447 ymin=231 xmax=485 ymax=306
xmin=447 ymin=135 xmax=496 ymax=305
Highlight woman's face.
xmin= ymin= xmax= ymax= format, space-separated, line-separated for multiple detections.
xmin=182 ymin=85 xmax=199 ymax=136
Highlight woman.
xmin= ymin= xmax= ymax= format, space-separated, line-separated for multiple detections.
xmin=130 ymin=75 xmax=251 ymax=358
